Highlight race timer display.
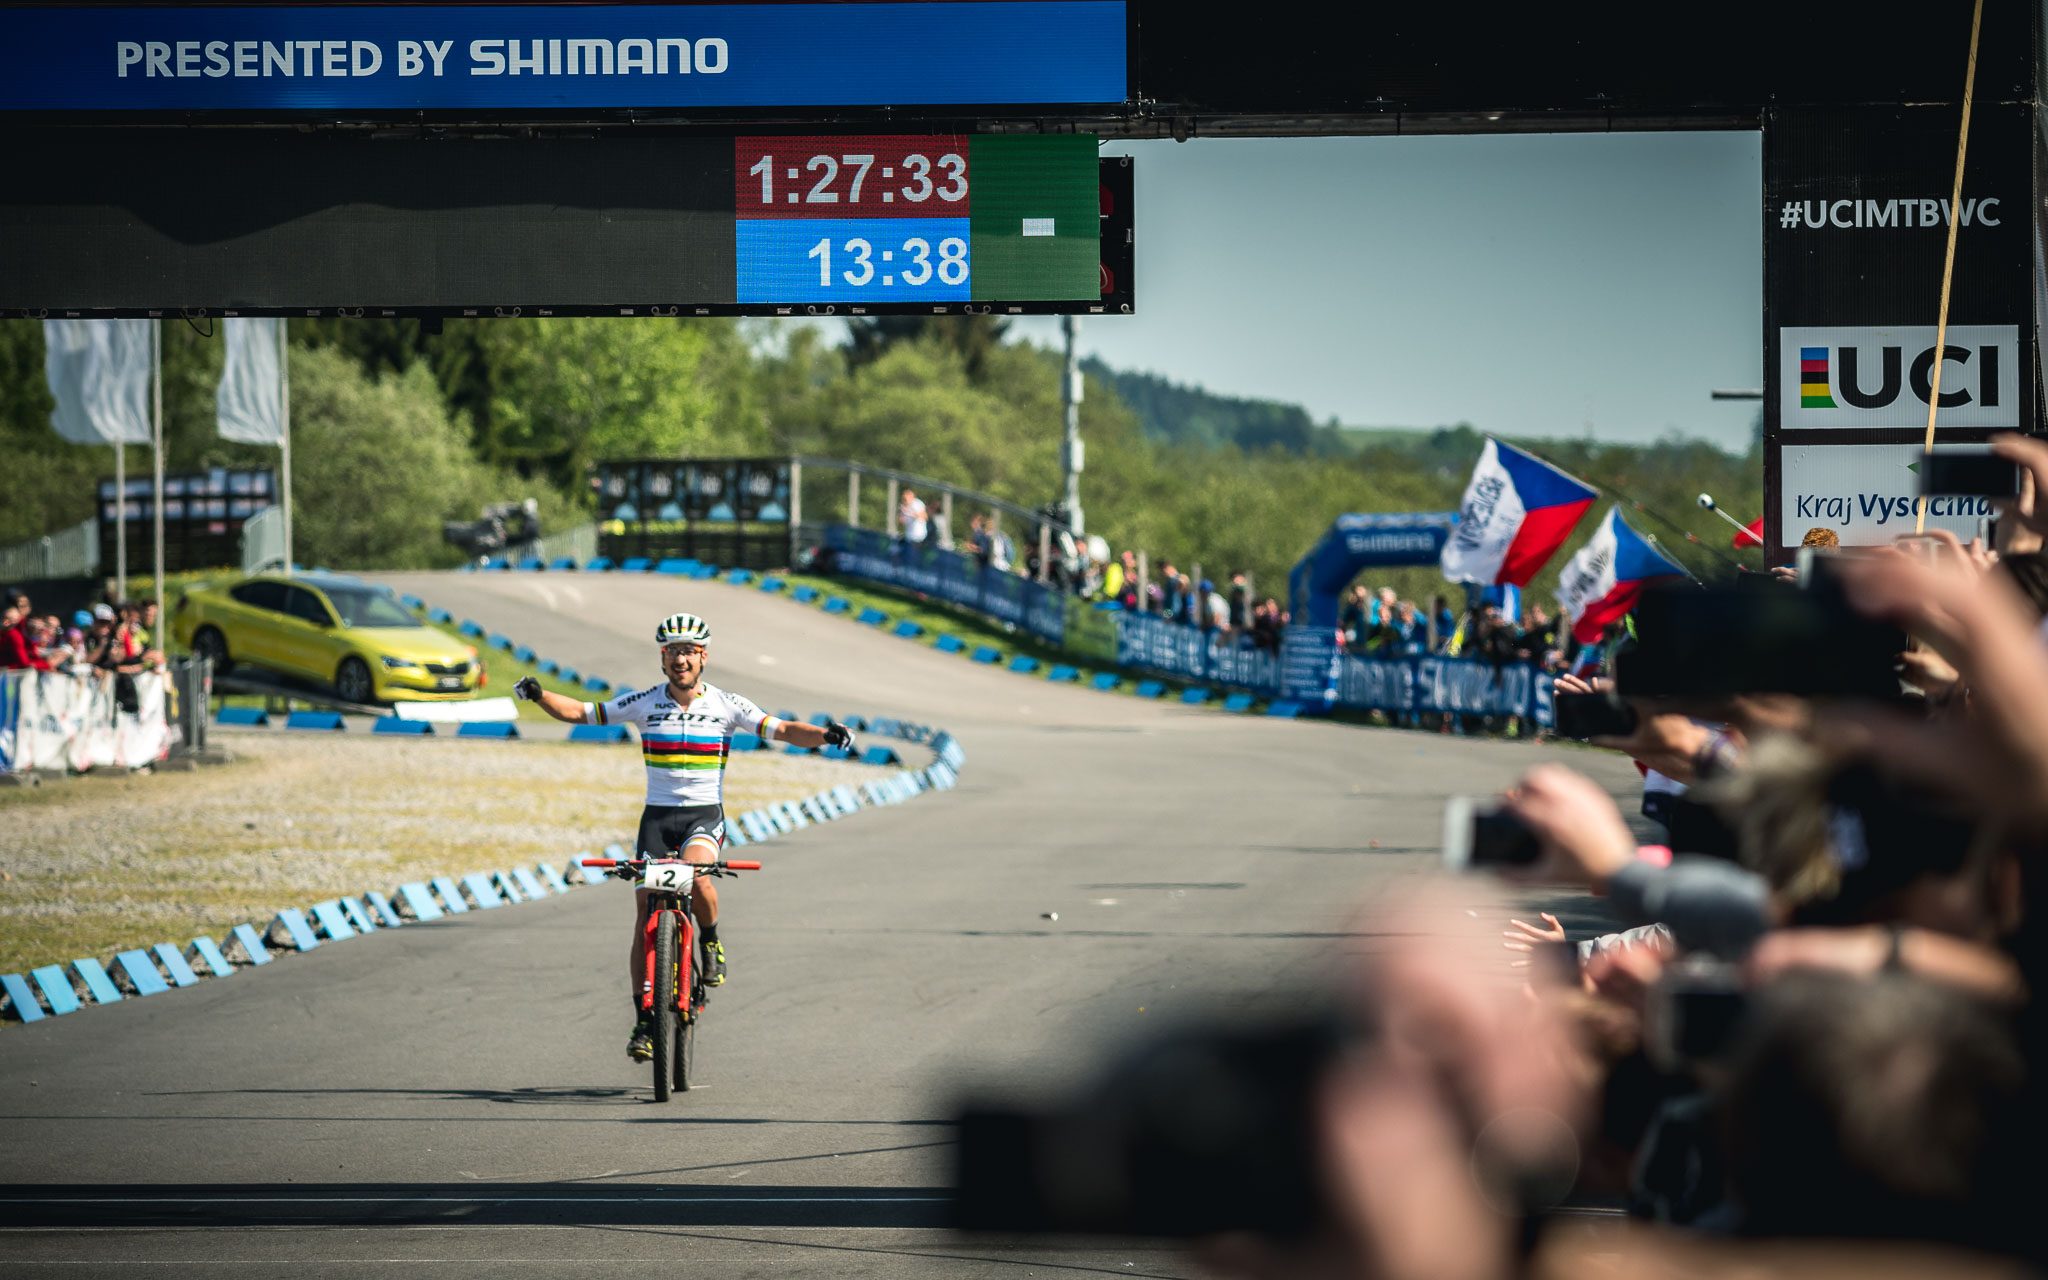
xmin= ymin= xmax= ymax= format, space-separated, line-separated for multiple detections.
xmin=734 ymin=134 xmax=1098 ymax=306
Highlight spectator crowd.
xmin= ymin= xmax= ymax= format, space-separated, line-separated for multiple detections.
xmin=1 ymin=586 xmax=167 ymax=711
xmin=1181 ymin=433 xmax=2048 ymax=1279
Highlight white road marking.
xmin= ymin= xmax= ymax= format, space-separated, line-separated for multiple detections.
xmin=528 ymin=582 xmax=559 ymax=611
xmin=560 ymin=583 xmax=584 ymax=606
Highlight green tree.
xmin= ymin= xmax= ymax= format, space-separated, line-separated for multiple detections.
xmin=845 ymin=315 xmax=1011 ymax=381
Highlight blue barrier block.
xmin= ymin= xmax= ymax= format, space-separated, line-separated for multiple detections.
xmin=1180 ymin=687 xmax=1212 ymax=705
xmin=513 ymin=645 xmax=536 ymax=664
xmin=286 ymin=711 xmax=345 ymax=732
xmin=339 ymin=897 xmax=378 ymax=933
xmin=621 ymin=557 xmax=653 ymax=573
xmin=481 ymin=558 xmax=506 ymax=571
xmin=462 ymin=874 xmax=505 ymax=908
xmin=791 ymin=585 xmax=819 ymax=603
xmin=1134 ymin=680 xmax=1165 ymax=698
xmin=822 ymin=597 xmax=851 ymax=615
xmin=355 ymin=892 xmax=400 ymax=929
xmin=309 ymin=901 xmax=357 ymax=941
xmin=216 ymin=706 xmax=269 ymax=726
xmin=1091 ymin=672 xmax=1121 ymax=691
xmin=550 ymin=557 xmax=579 ymax=571
xmin=892 ymin=620 xmax=924 ymax=638
xmin=860 ymin=745 xmax=901 ymax=766
xmin=971 ymin=646 xmax=1002 ymax=664
xmin=568 ymin=723 xmax=629 ymax=744
xmin=229 ymin=923 xmax=275 ymax=965
xmin=151 ymin=943 xmax=200 ymax=988
xmin=1007 ymin=655 xmax=1040 ymax=674
xmin=459 ymin=619 xmax=485 ymax=637
xmin=585 ymin=677 xmax=611 ymax=693
xmin=512 ymin=867 xmax=548 ymax=898
xmin=729 ymin=732 xmax=763 ymax=751
xmin=538 ymin=863 xmax=572 ymax=893
xmin=577 ymin=858 xmax=613 ymax=886
xmin=487 ymin=633 xmax=514 ymax=651
xmin=1223 ymin=692 xmax=1256 ymax=713
xmin=1047 ymin=664 xmax=1079 ymax=682
xmin=759 ymin=575 xmax=785 ymax=592
xmin=270 ymin=909 xmax=321 ymax=951
xmin=31 ymin=965 xmax=80 ymax=1015
xmin=519 ymin=557 xmax=546 ymax=571
xmin=726 ymin=568 xmax=755 ymax=584
xmin=871 ymin=717 xmax=901 ymax=735
xmin=493 ymin=871 xmax=526 ymax=903
xmin=835 ymin=784 xmax=863 ymax=811
xmin=398 ymin=882 xmax=444 ymax=921
xmin=186 ymin=937 xmax=234 ymax=979
xmin=776 ymin=709 xmax=800 ymax=723
xmin=843 ymin=714 xmax=868 ymax=731
xmin=934 ymin=634 xmax=965 ymax=653
xmin=819 ymin=745 xmax=851 ymax=761
xmin=431 ymin=876 xmax=471 ymax=913
xmin=72 ymin=958 xmax=123 ymax=1005
xmin=1266 ymin=699 xmax=1305 ymax=718
xmin=538 ymin=658 xmax=559 ymax=675
xmin=2 ymin=973 xmax=44 ymax=1022
xmin=784 ymin=743 xmax=814 ymax=755
xmin=373 ymin=718 xmax=432 ymax=736
xmin=742 ymin=812 xmax=773 ymax=841
xmin=856 ymin=607 xmax=888 ymax=625
xmin=457 ymin=721 xmax=520 ymax=739
xmin=400 ymin=594 xmax=425 ymax=610
xmin=429 ymin=607 xmax=454 ymax=623
xmin=115 ymin=950 xmax=171 ymax=996
xmin=559 ymin=668 xmax=581 ymax=684
xmin=808 ymin=712 xmax=832 ymax=726
xmin=587 ymin=556 xmax=614 ymax=572
xmin=694 ymin=564 xmax=721 ymax=579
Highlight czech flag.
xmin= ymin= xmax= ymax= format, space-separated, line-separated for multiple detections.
xmin=1732 ymin=516 xmax=1764 ymax=549
xmin=1439 ymin=438 xmax=1597 ymax=586
xmin=1555 ymin=505 xmax=1688 ymax=644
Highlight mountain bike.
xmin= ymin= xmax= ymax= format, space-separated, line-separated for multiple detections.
xmin=578 ymin=854 xmax=760 ymax=1101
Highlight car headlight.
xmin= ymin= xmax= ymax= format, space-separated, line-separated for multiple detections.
xmin=381 ymin=656 xmax=420 ymax=670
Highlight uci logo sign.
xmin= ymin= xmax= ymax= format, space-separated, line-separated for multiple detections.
xmin=1781 ymin=325 xmax=2020 ymax=428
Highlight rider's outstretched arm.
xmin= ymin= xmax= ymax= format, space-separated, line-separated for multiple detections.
xmin=774 ymin=718 xmax=855 ymax=752
xmin=514 ymin=677 xmax=589 ymax=724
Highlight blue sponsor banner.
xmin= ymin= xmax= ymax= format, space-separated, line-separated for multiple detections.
xmin=0 ymin=3 xmax=1128 ymax=112
xmin=824 ymin=525 xmax=1064 ymax=646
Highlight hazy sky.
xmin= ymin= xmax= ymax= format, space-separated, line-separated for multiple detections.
xmin=997 ymin=131 xmax=1766 ymax=451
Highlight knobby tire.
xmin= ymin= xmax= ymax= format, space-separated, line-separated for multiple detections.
xmin=652 ymin=916 xmax=678 ymax=1102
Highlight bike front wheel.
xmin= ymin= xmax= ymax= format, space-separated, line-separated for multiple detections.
xmin=651 ymin=917 xmax=680 ymax=1102
xmin=674 ymin=1015 xmax=694 ymax=1092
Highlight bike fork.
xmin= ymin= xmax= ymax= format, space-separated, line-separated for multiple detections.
xmin=641 ymin=907 xmax=695 ymax=1016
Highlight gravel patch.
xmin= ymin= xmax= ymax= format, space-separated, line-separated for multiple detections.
xmin=0 ymin=734 xmax=859 ymax=974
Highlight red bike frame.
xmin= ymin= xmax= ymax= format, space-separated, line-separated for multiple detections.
xmin=579 ymin=856 xmax=762 ymax=1018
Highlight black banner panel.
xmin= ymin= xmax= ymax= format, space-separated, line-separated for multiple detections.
xmin=1761 ymin=103 xmax=2036 ymax=562
xmin=0 ymin=131 xmax=1125 ymax=316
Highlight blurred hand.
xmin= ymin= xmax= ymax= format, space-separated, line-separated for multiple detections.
xmin=1502 ymin=764 xmax=1638 ymax=887
xmin=1503 ymin=912 xmax=1567 ymax=969
xmin=1896 ymin=646 xmax=1962 ymax=700
xmin=1581 ymin=937 xmax=1673 ymax=1019
xmin=1993 ymin=433 xmax=2048 ymax=538
xmin=1591 ymin=709 xmax=1712 ymax=781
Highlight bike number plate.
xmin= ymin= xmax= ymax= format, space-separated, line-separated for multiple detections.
xmin=642 ymin=860 xmax=692 ymax=891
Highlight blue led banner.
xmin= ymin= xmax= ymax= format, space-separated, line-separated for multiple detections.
xmin=0 ymin=3 xmax=1128 ymax=112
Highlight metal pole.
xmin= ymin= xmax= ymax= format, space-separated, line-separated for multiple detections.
xmin=279 ymin=317 xmax=293 ymax=573
xmin=1060 ymin=315 xmax=1084 ymax=535
xmin=786 ymin=457 xmax=802 ymax=567
xmin=886 ymin=477 xmax=900 ymax=537
xmin=847 ymin=470 xmax=860 ymax=528
xmin=938 ymin=490 xmax=953 ymax=549
xmin=114 ymin=436 xmax=126 ymax=600
xmin=1136 ymin=551 xmax=1149 ymax=613
xmin=1036 ymin=523 xmax=1050 ymax=583
xmin=151 ymin=318 xmax=165 ymax=615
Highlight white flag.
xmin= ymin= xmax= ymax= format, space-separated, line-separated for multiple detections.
xmin=43 ymin=319 xmax=152 ymax=445
xmin=217 ymin=317 xmax=284 ymax=444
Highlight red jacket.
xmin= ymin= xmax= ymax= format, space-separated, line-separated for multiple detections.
xmin=0 ymin=624 xmax=51 ymax=672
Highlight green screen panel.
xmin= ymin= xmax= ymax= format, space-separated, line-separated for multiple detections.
xmin=968 ymin=135 xmax=1099 ymax=301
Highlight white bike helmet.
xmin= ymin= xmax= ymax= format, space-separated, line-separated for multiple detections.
xmin=654 ymin=612 xmax=712 ymax=646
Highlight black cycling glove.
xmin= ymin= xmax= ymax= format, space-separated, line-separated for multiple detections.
xmin=823 ymin=720 xmax=856 ymax=752
xmin=513 ymin=676 xmax=542 ymax=702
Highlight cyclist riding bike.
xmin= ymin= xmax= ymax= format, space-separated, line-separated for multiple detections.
xmin=516 ymin=611 xmax=855 ymax=1061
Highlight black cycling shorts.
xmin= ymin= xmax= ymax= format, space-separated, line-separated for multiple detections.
xmin=635 ymin=803 xmax=726 ymax=858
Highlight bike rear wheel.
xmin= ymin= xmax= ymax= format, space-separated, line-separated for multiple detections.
xmin=651 ymin=917 xmax=679 ymax=1102
xmin=674 ymin=1015 xmax=694 ymax=1092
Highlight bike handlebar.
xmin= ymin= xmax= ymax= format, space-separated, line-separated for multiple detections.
xmin=578 ymin=856 xmax=761 ymax=876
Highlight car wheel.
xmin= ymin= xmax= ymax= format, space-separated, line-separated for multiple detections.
xmin=336 ymin=657 xmax=375 ymax=706
xmin=192 ymin=626 xmax=233 ymax=675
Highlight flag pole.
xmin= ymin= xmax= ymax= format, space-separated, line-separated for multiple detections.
xmin=279 ymin=317 xmax=293 ymax=574
xmin=152 ymin=319 xmax=165 ymax=618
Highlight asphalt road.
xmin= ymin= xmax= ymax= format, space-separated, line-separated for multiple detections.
xmin=0 ymin=570 xmax=1639 ymax=1277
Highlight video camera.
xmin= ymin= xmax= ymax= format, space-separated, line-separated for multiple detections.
xmin=442 ymin=498 xmax=541 ymax=560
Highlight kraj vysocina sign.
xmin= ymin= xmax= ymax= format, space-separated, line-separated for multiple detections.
xmin=1780 ymin=444 xmax=1996 ymax=544
xmin=0 ymin=3 xmax=1129 ymax=111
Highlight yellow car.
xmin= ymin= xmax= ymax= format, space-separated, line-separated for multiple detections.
xmin=172 ymin=571 xmax=483 ymax=705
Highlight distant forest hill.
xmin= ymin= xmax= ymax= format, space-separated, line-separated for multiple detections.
xmin=1080 ymin=358 xmax=1431 ymax=457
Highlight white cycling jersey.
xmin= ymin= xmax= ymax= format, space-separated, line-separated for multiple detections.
xmin=586 ymin=680 xmax=782 ymax=806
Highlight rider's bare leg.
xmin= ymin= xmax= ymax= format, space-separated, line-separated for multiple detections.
xmin=685 ymin=835 xmax=720 ymax=932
